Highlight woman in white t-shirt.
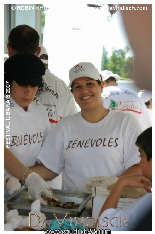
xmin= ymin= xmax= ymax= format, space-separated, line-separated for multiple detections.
xmin=4 ymin=53 xmax=52 ymax=202
xmin=29 ymin=62 xmax=143 ymax=194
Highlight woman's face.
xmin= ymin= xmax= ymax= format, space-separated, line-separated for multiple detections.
xmin=11 ymin=80 xmax=38 ymax=111
xmin=72 ymin=77 xmax=103 ymax=111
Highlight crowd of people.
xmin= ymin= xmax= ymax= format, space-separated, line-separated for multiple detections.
xmin=4 ymin=23 xmax=152 ymax=231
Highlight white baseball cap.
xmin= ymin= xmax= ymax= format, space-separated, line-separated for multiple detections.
xmin=69 ymin=62 xmax=101 ymax=87
xmin=38 ymin=45 xmax=48 ymax=64
xmin=138 ymin=90 xmax=152 ymax=103
xmin=100 ymin=70 xmax=120 ymax=81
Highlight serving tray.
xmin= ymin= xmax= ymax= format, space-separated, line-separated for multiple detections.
xmin=6 ymin=187 xmax=92 ymax=218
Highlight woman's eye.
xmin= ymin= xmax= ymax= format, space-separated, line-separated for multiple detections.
xmin=74 ymin=85 xmax=81 ymax=90
xmin=87 ymin=82 xmax=93 ymax=86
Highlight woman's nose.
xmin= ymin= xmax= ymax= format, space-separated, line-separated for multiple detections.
xmin=25 ymin=86 xmax=32 ymax=93
xmin=81 ymin=85 xmax=88 ymax=93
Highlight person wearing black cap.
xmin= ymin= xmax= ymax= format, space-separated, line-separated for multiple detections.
xmin=4 ymin=53 xmax=53 ymax=204
xmin=7 ymin=25 xmax=77 ymax=126
xmin=7 ymin=24 xmax=77 ymax=190
xmin=4 ymin=53 xmax=44 ymax=109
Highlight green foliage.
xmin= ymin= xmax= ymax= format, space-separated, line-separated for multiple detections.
xmin=100 ymin=46 xmax=134 ymax=79
xmin=101 ymin=47 xmax=109 ymax=71
xmin=41 ymin=12 xmax=45 ymax=27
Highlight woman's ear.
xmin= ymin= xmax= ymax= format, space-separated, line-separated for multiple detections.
xmin=101 ymin=81 xmax=104 ymax=92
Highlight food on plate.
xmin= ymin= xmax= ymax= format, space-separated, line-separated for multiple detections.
xmin=41 ymin=194 xmax=75 ymax=209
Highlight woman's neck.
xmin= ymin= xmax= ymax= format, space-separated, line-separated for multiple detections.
xmin=81 ymin=105 xmax=109 ymax=123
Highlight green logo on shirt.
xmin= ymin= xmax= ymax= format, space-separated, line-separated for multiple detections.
xmin=109 ymin=99 xmax=116 ymax=109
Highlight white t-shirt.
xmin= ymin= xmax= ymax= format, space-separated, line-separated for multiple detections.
xmin=4 ymin=97 xmax=51 ymax=168
xmin=147 ymin=108 xmax=152 ymax=122
xmin=37 ymin=111 xmax=141 ymax=192
xmin=35 ymin=70 xmax=77 ymax=126
xmin=98 ymin=193 xmax=152 ymax=231
xmin=102 ymin=86 xmax=152 ymax=130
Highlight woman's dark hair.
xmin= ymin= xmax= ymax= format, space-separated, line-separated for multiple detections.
xmin=135 ymin=127 xmax=152 ymax=161
xmin=70 ymin=79 xmax=102 ymax=93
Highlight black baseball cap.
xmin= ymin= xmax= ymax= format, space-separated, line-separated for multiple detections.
xmin=4 ymin=53 xmax=45 ymax=87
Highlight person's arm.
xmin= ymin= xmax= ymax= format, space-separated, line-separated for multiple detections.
xmin=4 ymin=142 xmax=54 ymax=204
xmin=4 ymin=138 xmax=57 ymax=182
xmin=30 ymin=162 xmax=58 ymax=181
xmin=98 ymin=174 xmax=152 ymax=217
xmin=117 ymin=163 xmax=142 ymax=179
xmin=86 ymin=163 xmax=142 ymax=192
xmin=4 ymin=147 xmax=33 ymax=181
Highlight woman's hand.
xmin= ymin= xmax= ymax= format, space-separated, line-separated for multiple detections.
xmin=25 ymin=172 xmax=53 ymax=205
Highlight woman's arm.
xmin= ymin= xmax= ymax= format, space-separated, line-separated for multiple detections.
xmin=30 ymin=163 xmax=58 ymax=181
xmin=4 ymin=142 xmax=54 ymax=204
xmin=4 ymin=147 xmax=33 ymax=181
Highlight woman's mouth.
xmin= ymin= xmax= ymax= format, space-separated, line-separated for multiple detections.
xmin=81 ymin=96 xmax=92 ymax=100
xmin=22 ymin=98 xmax=31 ymax=102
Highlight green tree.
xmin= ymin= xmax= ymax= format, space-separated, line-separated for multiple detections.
xmin=107 ymin=49 xmax=121 ymax=74
xmin=100 ymin=47 xmax=109 ymax=71
xmin=123 ymin=56 xmax=134 ymax=78
xmin=100 ymin=46 xmax=134 ymax=79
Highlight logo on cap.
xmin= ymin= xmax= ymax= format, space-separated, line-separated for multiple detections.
xmin=74 ymin=64 xmax=85 ymax=73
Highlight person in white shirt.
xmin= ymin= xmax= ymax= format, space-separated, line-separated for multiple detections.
xmin=100 ymin=70 xmax=120 ymax=87
xmin=97 ymin=127 xmax=152 ymax=231
xmin=7 ymin=25 xmax=78 ymax=127
xmin=36 ymin=45 xmax=78 ymax=126
xmin=7 ymin=25 xmax=77 ymax=189
xmin=102 ymin=86 xmax=152 ymax=130
xmin=138 ymin=90 xmax=152 ymax=123
xmin=30 ymin=62 xmax=142 ymax=194
xmin=38 ymin=45 xmax=48 ymax=70
xmin=4 ymin=53 xmax=52 ymax=203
